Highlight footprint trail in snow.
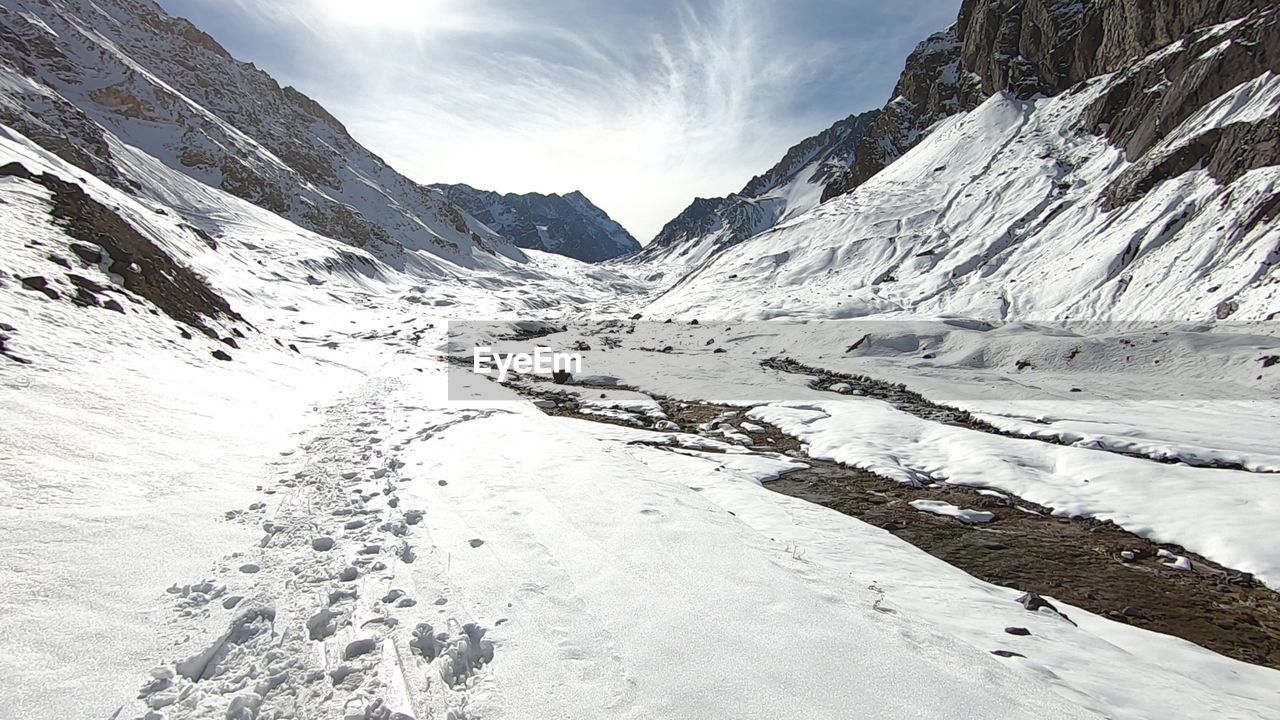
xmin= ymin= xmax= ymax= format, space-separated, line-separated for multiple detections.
xmin=130 ymin=378 xmax=504 ymax=720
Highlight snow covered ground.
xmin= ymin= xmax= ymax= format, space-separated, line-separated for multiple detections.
xmin=4 ymin=93 xmax=1280 ymax=720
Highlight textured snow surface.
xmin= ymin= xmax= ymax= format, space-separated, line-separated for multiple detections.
xmin=646 ymin=72 xmax=1280 ymax=322
xmin=5 ymin=123 xmax=1280 ymax=718
xmin=3 ymin=2 xmax=1280 ymax=717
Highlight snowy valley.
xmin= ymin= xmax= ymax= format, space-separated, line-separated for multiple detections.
xmin=2 ymin=0 xmax=1280 ymax=719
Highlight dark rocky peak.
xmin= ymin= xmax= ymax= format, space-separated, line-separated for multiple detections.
xmin=430 ymin=183 xmax=639 ymax=262
xmin=740 ymin=110 xmax=881 ymax=198
xmin=822 ymin=29 xmax=983 ymax=201
xmin=648 ymin=197 xmax=732 ymax=249
xmin=638 ymin=110 xmax=881 ymax=265
xmin=955 ymin=0 xmax=1089 ymax=98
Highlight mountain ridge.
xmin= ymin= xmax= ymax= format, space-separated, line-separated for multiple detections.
xmin=633 ymin=108 xmax=880 ymax=271
xmin=430 ymin=182 xmax=640 ymax=262
xmin=644 ymin=1 xmax=1280 ymax=322
xmin=0 ymin=0 xmax=523 ymax=270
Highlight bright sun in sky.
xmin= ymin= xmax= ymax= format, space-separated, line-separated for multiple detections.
xmin=312 ymin=0 xmax=435 ymax=28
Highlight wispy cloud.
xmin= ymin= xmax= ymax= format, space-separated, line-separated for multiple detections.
xmin=160 ymin=0 xmax=960 ymax=241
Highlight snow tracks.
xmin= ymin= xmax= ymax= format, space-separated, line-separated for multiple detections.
xmin=128 ymin=377 xmax=497 ymax=720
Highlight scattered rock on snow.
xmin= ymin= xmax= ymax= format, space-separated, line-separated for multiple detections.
xmin=342 ymin=638 xmax=378 ymax=660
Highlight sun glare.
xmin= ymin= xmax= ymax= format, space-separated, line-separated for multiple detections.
xmin=313 ymin=0 xmax=437 ymax=29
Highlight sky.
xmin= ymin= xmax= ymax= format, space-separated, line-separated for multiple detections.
xmin=155 ymin=0 xmax=960 ymax=242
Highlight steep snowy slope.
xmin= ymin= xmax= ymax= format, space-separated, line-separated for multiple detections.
xmin=647 ymin=5 xmax=1280 ymax=321
xmin=633 ymin=110 xmax=879 ymax=273
xmin=431 ymin=184 xmax=639 ymax=262
xmin=0 ymin=0 xmax=521 ymax=269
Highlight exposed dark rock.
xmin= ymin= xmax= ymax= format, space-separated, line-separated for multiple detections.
xmin=69 ymin=242 xmax=103 ymax=265
xmin=1005 ymin=626 xmax=1032 ymax=636
xmin=211 ymin=349 xmax=232 ymax=361
xmin=1094 ymin=8 xmax=1280 ymax=210
xmin=432 ymin=184 xmax=638 ymax=262
xmin=1017 ymin=590 xmax=1075 ymax=624
xmin=19 ymin=275 xmax=59 ymax=300
xmin=823 ymin=0 xmax=1280 ymax=207
xmin=0 ymin=162 xmax=242 ymax=333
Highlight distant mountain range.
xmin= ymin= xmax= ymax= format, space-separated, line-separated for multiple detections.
xmin=430 ymin=184 xmax=639 ymax=262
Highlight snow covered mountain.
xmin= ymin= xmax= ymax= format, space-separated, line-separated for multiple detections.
xmin=430 ymin=183 xmax=640 ymax=262
xmin=647 ymin=0 xmax=1280 ymax=321
xmin=633 ymin=109 xmax=879 ymax=272
xmin=5 ymin=1 xmax=1280 ymax=719
xmin=0 ymin=0 xmax=523 ymax=270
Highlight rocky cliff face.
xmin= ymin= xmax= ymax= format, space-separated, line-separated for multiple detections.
xmin=637 ymin=109 xmax=879 ymax=270
xmin=0 ymin=0 xmax=519 ymax=266
xmin=821 ymin=31 xmax=983 ymax=202
xmin=430 ymin=184 xmax=639 ymax=262
xmin=823 ymin=0 xmax=1278 ymax=206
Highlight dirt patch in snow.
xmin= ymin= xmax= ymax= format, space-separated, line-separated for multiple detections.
xmin=0 ymin=161 xmax=244 ymax=334
xmin=518 ymin=381 xmax=1280 ymax=670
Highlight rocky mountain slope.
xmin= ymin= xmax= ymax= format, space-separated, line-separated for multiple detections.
xmin=822 ymin=0 xmax=1280 ymax=202
xmin=430 ymin=183 xmax=639 ymax=262
xmin=633 ymin=110 xmax=879 ymax=272
xmin=0 ymin=0 xmax=522 ymax=270
xmin=646 ymin=1 xmax=1280 ymax=322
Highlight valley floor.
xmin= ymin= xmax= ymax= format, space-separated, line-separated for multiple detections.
xmin=5 ymin=303 xmax=1280 ymax=719
xmin=3 ymin=130 xmax=1280 ymax=719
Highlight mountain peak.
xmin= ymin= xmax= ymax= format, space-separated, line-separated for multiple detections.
xmin=432 ymin=183 xmax=639 ymax=262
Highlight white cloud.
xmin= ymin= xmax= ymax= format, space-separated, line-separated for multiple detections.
xmin=165 ymin=0 xmax=958 ymax=241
